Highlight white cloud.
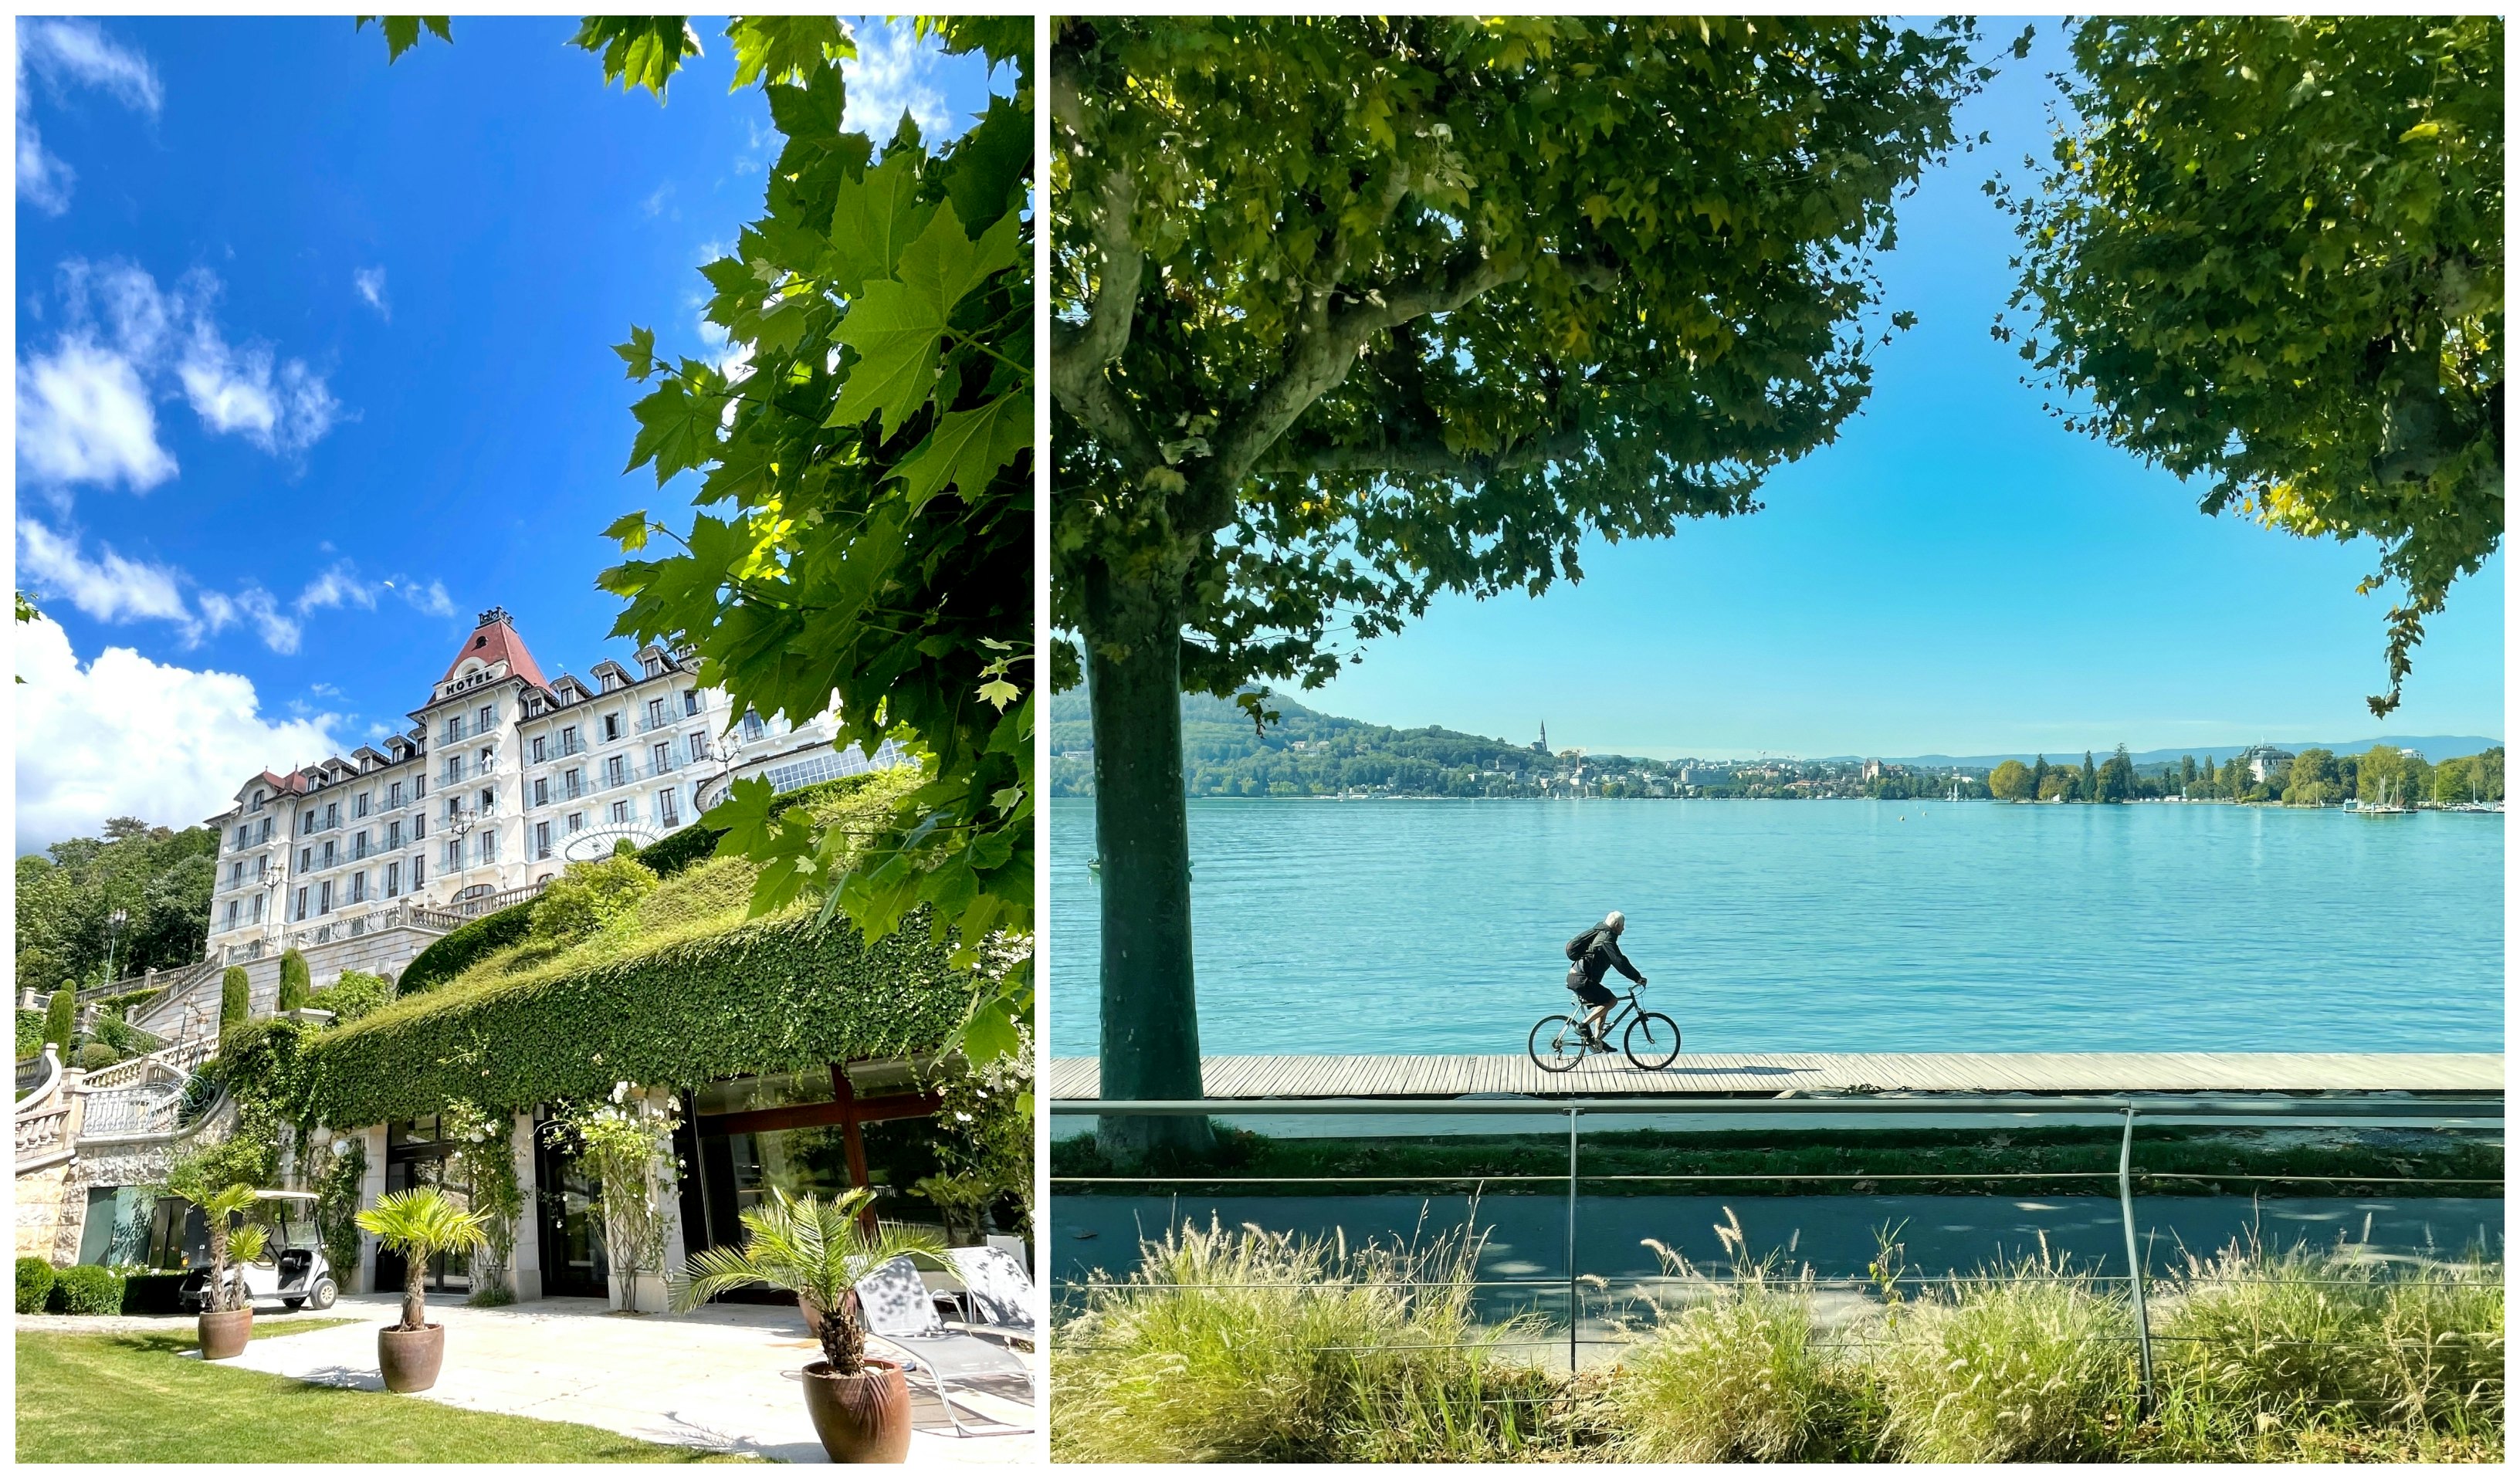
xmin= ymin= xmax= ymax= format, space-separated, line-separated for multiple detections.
xmin=842 ymin=19 xmax=952 ymax=141
xmin=13 ymin=617 xmax=342 ymax=854
xmin=293 ymin=561 xmax=456 ymax=622
xmin=19 ymin=521 xmax=307 ymax=655
xmin=642 ymin=183 xmax=674 ymax=218
xmin=17 ymin=259 xmax=341 ymax=486
xmin=17 ymin=519 xmax=193 ymax=635
xmin=354 ymin=266 xmax=389 ymax=320
xmin=15 ymin=20 xmax=161 ymax=217
xmin=15 ymin=333 xmax=177 ymax=489
xmin=393 ymin=578 xmax=456 ymax=618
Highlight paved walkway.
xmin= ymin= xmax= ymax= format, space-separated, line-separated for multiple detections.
xmin=203 ymin=1295 xmax=1035 ymax=1464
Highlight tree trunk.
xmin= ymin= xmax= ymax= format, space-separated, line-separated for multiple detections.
xmin=1084 ymin=560 xmax=1214 ymax=1160
xmin=402 ymin=1258 xmax=426 ymax=1331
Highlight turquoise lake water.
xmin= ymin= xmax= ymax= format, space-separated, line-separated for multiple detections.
xmin=1048 ymin=797 xmax=2505 ymax=1056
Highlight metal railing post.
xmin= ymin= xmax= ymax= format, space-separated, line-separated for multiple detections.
xmin=2117 ymin=1105 xmax=2155 ymax=1410
xmin=1566 ymin=1107 xmax=1580 ymax=1376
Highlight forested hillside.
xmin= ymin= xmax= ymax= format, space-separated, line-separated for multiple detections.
xmin=16 ymin=819 xmax=217 ymax=997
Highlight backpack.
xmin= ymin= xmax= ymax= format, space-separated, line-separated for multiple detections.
xmin=1564 ymin=928 xmax=1596 ymax=963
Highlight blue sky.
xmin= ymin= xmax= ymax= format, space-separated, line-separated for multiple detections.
xmin=13 ymin=16 xmax=1004 ymax=851
xmin=1306 ymin=21 xmax=2506 ymax=760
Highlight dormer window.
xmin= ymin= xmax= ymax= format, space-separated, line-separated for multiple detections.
xmin=641 ymin=653 xmax=665 ymax=677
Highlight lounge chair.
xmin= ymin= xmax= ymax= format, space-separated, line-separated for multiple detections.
xmin=855 ymin=1254 xmax=1034 ymax=1439
xmin=946 ymin=1244 xmax=1037 ymax=1349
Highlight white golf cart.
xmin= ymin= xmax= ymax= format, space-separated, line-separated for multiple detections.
xmin=176 ymin=1190 xmax=339 ymax=1313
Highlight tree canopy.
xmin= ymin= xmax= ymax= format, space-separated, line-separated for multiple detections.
xmin=16 ymin=819 xmax=215 ymax=997
xmin=1997 ymin=16 xmax=2503 ymax=716
xmin=1053 ymin=15 xmax=1992 ymax=700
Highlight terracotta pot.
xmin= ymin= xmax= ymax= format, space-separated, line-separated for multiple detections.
xmin=378 ymin=1322 xmax=445 ymax=1393
xmin=197 ymin=1306 xmax=253 ymax=1360
xmin=801 ymin=1358 xmax=912 ymax=1464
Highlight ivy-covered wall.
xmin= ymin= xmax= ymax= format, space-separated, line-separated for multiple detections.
xmin=220 ymin=908 xmax=970 ymax=1129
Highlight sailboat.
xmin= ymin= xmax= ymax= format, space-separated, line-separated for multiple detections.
xmin=2359 ymin=775 xmax=2413 ymax=815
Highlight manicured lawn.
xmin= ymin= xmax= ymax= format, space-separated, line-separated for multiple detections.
xmin=16 ymin=1325 xmax=753 ymax=1464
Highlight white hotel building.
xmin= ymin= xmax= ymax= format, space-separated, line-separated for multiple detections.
xmin=198 ymin=606 xmax=899 ymax=987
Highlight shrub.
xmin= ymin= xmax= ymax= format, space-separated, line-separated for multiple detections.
xmin=1052 ymin=1217 xmax=1556 ymax=1463
xmin=307 ymin=970 xmax=393 ymax=1024
xmin=47 ymin=1264 xmax=125 ymax=1315
xmin=17 ymin=1009 xmax=46 ymax=1061
xmin=219 ymin=966 xmax=249 ymax=1037
xmin=44 ymin=983 xmax=76 ymax=1051
xmin=277 ymin=949 xmax=312 ymax=1012
xmin=90 ymin=1010 xmax=137 ymax=1055
xmin=1875 ymin=1245 xmax=2136 ymax=1462
xmin=632 ymin=819 xmax=720 ymax=878
xmin=73 ymin=1041 xmax=123 ymax=1071
xmin=398 ymin=904 xmax=537 ymax=995
xmin=17 ymin=1257 xmax=56 ymax=1315
xmin=527 ymin=857 xmax=658 ymax=948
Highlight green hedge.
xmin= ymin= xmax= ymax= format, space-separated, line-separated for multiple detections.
xmin=219 ymin=967 xmax=249 ymax=1037
xmin=278 ymin=949 xmax=312 ymax=1011
xmin=17 ymin=1257 xmax=54 ymax=1315
xmin=398 ymin=773 xmax=886 ymax=996
xmin=16 ymin=1010 xmax=44 ymax=1062
xmin=231 ymin=908 xmax=971 ymax=1129
xmin=47 ymin=1264 xmax=125 ymax=1315
xmin=397 ymin=905 xmax=537 ymax=996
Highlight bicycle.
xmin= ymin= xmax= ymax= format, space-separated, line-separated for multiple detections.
xmin=1528 ymin=980 xmax=1682 ymax=1073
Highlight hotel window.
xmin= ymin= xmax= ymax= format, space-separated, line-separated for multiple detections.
xmin=387 ymin=820 xmax=402 ymax=848
xmin=610 ymin=800 xmax=630 ymax=825
xmin=351 ymin=871 xmax=367 ymax=905
xmin=605 ymin=755 xmax=626 ymax=787
xmin=251 ymin=790 xmax=266 ymax=811
xmin=444 ymin=756 xmax=464 ymax=784
xmin=301 ymin=811 xmax=314 ymax=835
xmin=255 ymin=857 xmax=269 ymax=881
xmin=741 ymin=709 xmax=766 ymax=743
xmin=687 ymin=731 xmax=708 ymax=765
xmin=445 ymin=840 xmax=462 ymax=871
xmin=567 ymin=811 xmax=584 ymax=834
xmin=225 ymin=900 xmax=239 ymax=931
xmin=355 ymin=792 xmax=371 ymax=818
xmin=603 ymin=712 xmax=622 ymax=742
xmin=646 ymin=696 xmax=666 ymax=728
xmin=531 ymin=734 xmax=547 ymax=763
xmin=560 ymin=725 xmax=579 ymax=756
xmin=412 ymin=857 xmax=425 ymax=888
xmin=412 ymin=814 xmax=425 ymax=840
xmin=324 ymin=801 xmax=340 ymax=829
xmin=388 ymin=781 xmax=404 ymax=807
xmin=318 ymin=881 xmax=334 ymax=915
xmin=658 ymin=790 xmax=680 ymax=828
xmin=534 ymin=821 xmax=552 ymax=859
xmin=354 ymin=831 xmax=368 ymax=860
xmin=565 ymin=768 xmax=584 ymax=799
xmin=446 ymin=797 xmax=462 ymax=823
xmin=478 ymin=745 xmax=496 ymax=775
xmin=479 ymin=831 xmax=499 ymax=865
xmin=533 ymin=777 xmax=549 ymax=807
xmin=479 ymin=787 xmax=496 ymax=815
xmin=250 ymin=895 xmax=264 ymax=923
xmin=258 ymin=817 xmax=273 ymax=842
xmin=385 ymin=861 xmax=401 ymax=897
xmin=300 ymin=847 xmax=313 ymax=871
xmin=230 ymin=861 xmax=245 ymax=885
xmin=293 ymin=888 xmax=308 ymax=922
xmin=448 ymin=714 xmax=466 ymax=743
xmin=235 ymin=824 xmax=249 ymax=850
xmin=477 ymin=703 xmax=495 ymax=730
xmin=415 ymin=774 xmax=426 ymax=799
xmin=682 ymin=689 xmax=700 ymax=716
xmin=651 ymin=742 xmax=670 ymax=773
xmin=323 ymin=840 xmax=337 ymax=868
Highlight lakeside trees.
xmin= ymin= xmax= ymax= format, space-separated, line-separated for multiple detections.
xmin=1053 ymin=17 xmax=1990 ymax=1150
xmin=1999 ymin=16 xmax=2504 ymax=716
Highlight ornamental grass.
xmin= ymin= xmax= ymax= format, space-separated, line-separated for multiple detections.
xmin=1048 ymin=1215 xmax=1559 ymax=1464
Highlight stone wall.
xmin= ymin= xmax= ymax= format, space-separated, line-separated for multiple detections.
xmin=135 ymin=924 xmax=444 ymax=1037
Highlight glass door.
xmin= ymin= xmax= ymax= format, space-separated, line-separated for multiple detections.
xmin=376 ymin=1117 xmax=472 ymax=1295
xmin=533 ymin=1112 xmax=608 ymax=1298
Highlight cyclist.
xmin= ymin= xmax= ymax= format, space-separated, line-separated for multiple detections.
xmin=1563 ymin=910 xmax=1647 ymax=1047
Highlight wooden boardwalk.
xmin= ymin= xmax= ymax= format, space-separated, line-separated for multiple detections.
xmin=1048 ymin=1052 xmax=2505 ymax=1101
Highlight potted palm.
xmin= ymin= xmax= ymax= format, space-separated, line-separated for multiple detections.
xmin=167 ymin=1175 xmax=262 ymax=1359
xmin=355 ymin=1186 xmax=489 ymax=1393
xmin=677 ymin=1188 xmax=946 ymax=1463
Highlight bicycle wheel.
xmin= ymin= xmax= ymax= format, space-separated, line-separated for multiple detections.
xmin=1529 ymin=1014 xmax=1586 ymax=1074
xmin=1623 ymin=1011 xmax=1682 ymax=1070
